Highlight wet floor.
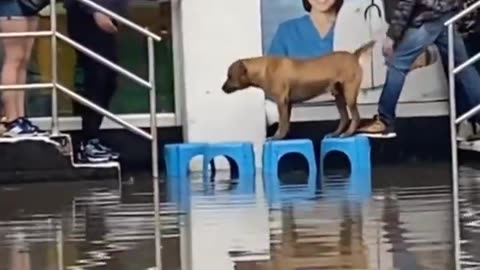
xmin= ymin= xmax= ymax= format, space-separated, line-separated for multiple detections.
xmin=0 ymin=162 xmax=463 ymax=270
xmin=459 ymin=165 xmax=480 ymax=270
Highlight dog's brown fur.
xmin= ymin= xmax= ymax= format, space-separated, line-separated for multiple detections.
xmin=222 ymin=41 xmax=375 ymax=139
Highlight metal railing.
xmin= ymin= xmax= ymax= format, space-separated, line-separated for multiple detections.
xmin=0 ymin=0 xmax=162 ymax=180
xmin=444 ymin=2 xmax=480 ymax=269
xmin=0 ymin=0 xmax=164 ymax=268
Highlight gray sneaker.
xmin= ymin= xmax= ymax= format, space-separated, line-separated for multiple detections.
xmin=78 ymin=139 xmax=111 ymax=163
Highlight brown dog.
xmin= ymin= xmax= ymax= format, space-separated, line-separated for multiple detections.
xmin=222 ymin=41 xmax=375 ymax=140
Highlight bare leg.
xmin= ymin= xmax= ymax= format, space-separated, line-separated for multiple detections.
xmin=16 ymin=17 xmax=38 ymax=118
xmin=0 ymin=18 xmax=29 ymax=123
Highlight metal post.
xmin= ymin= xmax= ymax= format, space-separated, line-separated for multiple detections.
xmin=56 ymin=223 xmax=64 ymax=270
xmin=148 ymin=36 xmax=159 ymax=179
xmin=447 ymin=24 xmax=461 ymax=270
xmin=50 ymin=0 xmax=59 ymax=135
xmin=148 ymin=34 xmax=162 ymax=270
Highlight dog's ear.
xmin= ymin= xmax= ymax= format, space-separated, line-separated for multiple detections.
xmin=233 ymin=60 xmax=248 ymax=78
xmin=238 ymin=60 xmax=247 ymax=75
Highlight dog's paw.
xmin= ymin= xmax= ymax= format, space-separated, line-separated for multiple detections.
xmin=325 ymin=132 xmax=341 ymax=138
xmin=339 ymin=132 xmax=354 ymax=138
xmin=267 ymin=133 xmax=284 ymax=141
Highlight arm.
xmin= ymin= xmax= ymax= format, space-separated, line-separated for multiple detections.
xmin=385 ymin=0 xmax=416 ymax=43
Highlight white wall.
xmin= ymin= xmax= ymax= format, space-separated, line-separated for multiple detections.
xmin=179 ymin=0 xmax=266 ymax=170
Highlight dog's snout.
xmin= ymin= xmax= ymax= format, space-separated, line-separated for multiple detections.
xmin=222 ymin=81 xmax=232 ymax=93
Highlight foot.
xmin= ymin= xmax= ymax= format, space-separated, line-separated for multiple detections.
xmin=19 ymin=117 xmax=48 ymax=135
xmin=78 ymin=138 xmax=119 ymax=163
xmin=92 ymin=139 xmax=120 ymax=161
xmin=356 ymin=115 xmax=397 ymax=138
xmin=3 ymin=118 xmax=38 ymax=137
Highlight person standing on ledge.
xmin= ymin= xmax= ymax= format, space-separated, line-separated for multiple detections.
xmin=64 ymin=0 xmax=128 ymax=163
xmin=357 ymin=0 xmax=480 ymax=138
xmin=456 ymin=0 xmax=480 ymax=141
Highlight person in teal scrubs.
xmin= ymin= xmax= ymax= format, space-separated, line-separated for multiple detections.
xmin=268 ymin=0 xmax=344 ymax=59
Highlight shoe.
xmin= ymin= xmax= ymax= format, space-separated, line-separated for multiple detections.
xmin=78 ymin=138 xmax=120 ymax=163
xmin=19 ymin=117 xmax=48 ymax=135
xmin=78 ymin=139 xmax=111 ymax=163
xmin=92 ymin=139 xmax=120 ymax=161
xmin=3 ymin=118 xmax=37 ymax=137
xmin=356 ymin=115 xmax=397 ymax=138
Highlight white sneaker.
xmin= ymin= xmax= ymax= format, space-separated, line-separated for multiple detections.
xmin=457 ymin=121 xmax=474 ymax=141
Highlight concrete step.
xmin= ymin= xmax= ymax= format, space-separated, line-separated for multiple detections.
xmin=0 ymin=134 xmax=120 ymax=183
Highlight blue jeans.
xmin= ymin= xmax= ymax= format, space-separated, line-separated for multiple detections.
xmin=378 ymin=13 xmax=480 ymax=126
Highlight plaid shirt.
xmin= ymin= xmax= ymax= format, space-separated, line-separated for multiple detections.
xmin=458 ymin=0 xmax=480 ymax=36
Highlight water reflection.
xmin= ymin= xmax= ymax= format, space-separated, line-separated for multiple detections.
xmin=0 ymin=163 xmax=454 ymax=270
xmin=459 ymin=165 xmax=480 ymax=269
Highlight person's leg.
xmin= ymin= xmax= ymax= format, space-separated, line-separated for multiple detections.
xmin=435 ymin=27 xmax=480 ymax=142
xmin=357 ymin=25 xmax=440 ymax=136
xmin=66 ymin=8 xmax=119 ymax=162
xmin=435 ymin=26 xmax=480 ymax=123
xmin=0 ymin=18 xmax=35 ymax=136
xmin=462 ymin=32 xmax=480 ymax=136
xmin=66 ymin=8 xmax=111 ymax=162
xmin=463 ymin=32 xmax=480 ymax=74
xmin=15 ymin=16 xmax=43 ymax=132
xmin=90 ymin=32 xmax=120 ymax=159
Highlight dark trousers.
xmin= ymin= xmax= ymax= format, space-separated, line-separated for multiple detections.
xmin=456 ymin=32 xmax=480 ymax=125
xmin=66 ymin=8 xmax=118 ymax=142
xmin=378 ymin=13 xmax=480 ymax=126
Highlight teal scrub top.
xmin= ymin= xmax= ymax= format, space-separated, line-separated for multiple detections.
xmin=268 ymin=15 xmax=335 ymax=59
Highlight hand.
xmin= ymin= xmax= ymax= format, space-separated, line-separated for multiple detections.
xmin=382 ymin=36 xmax=394 ymax=58
xmin=93 ymin=12 xmax=117 ymax=33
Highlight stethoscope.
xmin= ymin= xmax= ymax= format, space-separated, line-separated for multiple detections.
xmin=363 ymin=0 xmax=382 ymax=91
xmin=364 ymin=0 xmax=382 ymax=20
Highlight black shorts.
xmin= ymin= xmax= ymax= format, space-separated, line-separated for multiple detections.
xmin=0 ymin=0 xmax=37 ymax=18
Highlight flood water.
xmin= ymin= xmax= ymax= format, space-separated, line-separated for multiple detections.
xmin=0 ymin=162 xmax=470 ymax=270
xmin=459 ymin=165 xmax=480 ymax=270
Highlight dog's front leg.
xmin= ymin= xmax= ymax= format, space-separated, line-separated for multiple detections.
xmin=270 ymin=98 xmax=291 ymax=140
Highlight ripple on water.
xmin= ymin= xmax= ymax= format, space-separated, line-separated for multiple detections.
xmin=0 ymin=164 xmax=457 ymax=270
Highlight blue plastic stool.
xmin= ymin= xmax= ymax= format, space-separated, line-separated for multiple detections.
xmin=164 ymin=143 xmax=208 ymax=177
xmin=202 ymin=142 xmax=256 ymax=180
xmin=263 ymin=139 xmax=317 ymax=192
xmin=319 ymin=135 xmax=371 ymax=189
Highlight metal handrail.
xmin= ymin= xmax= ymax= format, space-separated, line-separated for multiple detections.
xmin=0 ymin=31 xmax=52 ymax=38
xmin=76 ymin=0 xmax=162 ymax=42
xmin=56 ymin=32 xmax=151 ymax=88
xmin=0 ymin=83 xmax=54 ymax=91
xmin=445 ymin=0 xmax=480 ymax=26
xmin=0 ymin=1 xmax=162 ymax=268
xmin=0 ymin=0 xmax=161 ymax=181
xmin=444 ymin=3 xmax=480 ymax=270
xmin=56 ymin=84 xmax=153 ymax=140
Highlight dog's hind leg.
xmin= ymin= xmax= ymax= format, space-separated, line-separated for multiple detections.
xmin=330 ymin=90 xmax=349 ymax=137
xmin=342 ymin=81 xmax=361 ymax=137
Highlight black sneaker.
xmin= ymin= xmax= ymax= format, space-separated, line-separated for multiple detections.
xmin=19 ymin=117 xmax=48 ymax=135
xmin=78 ymin=139 xmax=112 ymax=163
xmin=3 ymin=118 xmax=37 ymax=137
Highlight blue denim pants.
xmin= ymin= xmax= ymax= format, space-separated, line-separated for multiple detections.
xmin=378 ymin=13 xmax=480 ymax=126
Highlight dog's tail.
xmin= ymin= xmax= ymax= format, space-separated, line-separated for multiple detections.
xmin=353 ymin=40 xmax=375 ymax=59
